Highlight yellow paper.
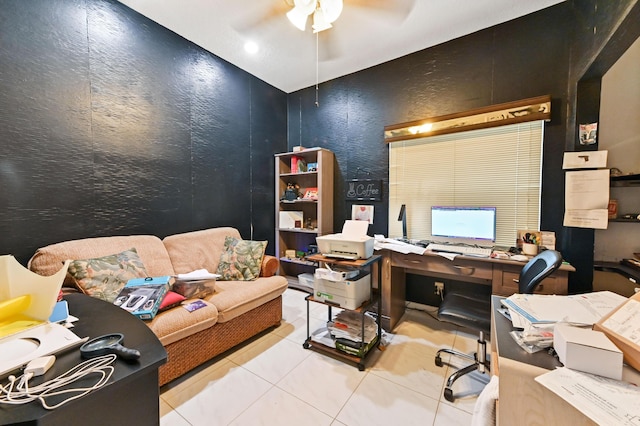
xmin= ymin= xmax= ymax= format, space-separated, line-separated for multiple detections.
xmin=0 ymin=256 xmax=69 ymax=340
xmin=0 ymin=295 xmax=31 ymax=322
xmin=0 ymin=317 xmax=43 ymax=339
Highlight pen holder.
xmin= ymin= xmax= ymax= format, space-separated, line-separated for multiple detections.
xmin=522 ymin=243 xmax=538 ymax=256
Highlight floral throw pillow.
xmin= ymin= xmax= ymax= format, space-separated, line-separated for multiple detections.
xmin=67 ymin=248 xmax=148 ymax=303
xmin=216 ymin=237 xmax=267 ymax=281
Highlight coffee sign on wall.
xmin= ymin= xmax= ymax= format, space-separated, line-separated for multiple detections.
xmin=345 ymin=179 xmax=382 ymax=201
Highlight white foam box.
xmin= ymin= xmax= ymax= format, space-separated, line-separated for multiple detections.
xmin=297 ymin=273 xmax=315 ymax=288
xmin=313 ymin=273 xmax=370 ymax=310
xmin=279 ymin=211 xmax=303 ymax=229
xmin=554 ymin=323 xmax=623 ymax=380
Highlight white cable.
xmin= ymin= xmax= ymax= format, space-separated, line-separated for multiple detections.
xmin=0 ymin=354 xmax=117 ymax=410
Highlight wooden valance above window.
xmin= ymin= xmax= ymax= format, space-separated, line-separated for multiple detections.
xmin=384 ymin=95 xmax=551 ymax=143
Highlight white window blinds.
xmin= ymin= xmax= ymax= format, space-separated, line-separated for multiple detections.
xmin=388 ymin=121 xmax=544 ymax=247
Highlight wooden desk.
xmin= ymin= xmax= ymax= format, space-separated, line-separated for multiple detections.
xmin=379 ymin=250 xmax=575 ymax=331
xmin=490 ymin=296 xmax=595 ymax=425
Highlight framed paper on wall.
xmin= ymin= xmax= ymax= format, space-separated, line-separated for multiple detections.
xmin=351 ymin=205 xmax=374 ymax=224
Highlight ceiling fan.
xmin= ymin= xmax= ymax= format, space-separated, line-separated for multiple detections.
xmin=285 ymin=0 xmax=344 ymax=33
xmin=235 ymin=0 xmax=414 ymax=60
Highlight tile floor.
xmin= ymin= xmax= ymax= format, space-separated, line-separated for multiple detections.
xmin=159 ymin=288 xmax=489 ymax=426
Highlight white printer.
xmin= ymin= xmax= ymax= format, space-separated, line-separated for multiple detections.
xmin=313 ymin=271 xmax=370 ymax=310
xmin=316 ymin=220 xmax=374 ymax=260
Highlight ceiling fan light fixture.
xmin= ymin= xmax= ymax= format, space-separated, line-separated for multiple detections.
xmin=312 ymin=9 xmax=333 ymax=33
xmin=286 ymin=7 xmax=309 ymax=31
xmin=287 ymin=0 xmax=342 ymax=33
xmin=293 ymin=0 xmax=317 ymax=15
xmin=320 ymin=0 xmax=343 ymax=24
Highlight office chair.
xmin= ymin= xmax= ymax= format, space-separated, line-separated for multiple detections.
xmin=434 ymin=249 xmax=563 ymax=402
xmin=517 ymin=249 xmax=563 ymax=293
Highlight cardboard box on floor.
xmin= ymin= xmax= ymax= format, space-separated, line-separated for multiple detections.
xmin=593 ymin=291 xmax=640 ymax=371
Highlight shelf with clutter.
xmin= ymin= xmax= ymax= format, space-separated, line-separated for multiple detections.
xmin=275 ymin=148 xmax=334 ymax=286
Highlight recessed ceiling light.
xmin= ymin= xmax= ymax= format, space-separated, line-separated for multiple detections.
xmin=244 ymin=41 xmax=259 ymax=55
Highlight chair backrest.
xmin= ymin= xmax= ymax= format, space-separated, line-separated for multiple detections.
xmin=519 ymin=250 xmax=563 ymax=294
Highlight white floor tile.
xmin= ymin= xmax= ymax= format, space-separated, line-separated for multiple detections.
xmin=160 ymin=289 xmax=481 ymax=426
xmin=165 ymin=363 xmax=273 ymax=426
xmin=227 ymin=333 xmax=311 ymax=384
xmin=369 ymin=338 xmax=448 ymax=400
xmin=336 ymin=373 xmax=439 ymax=426
xmin=433 ymin=401 xmax=473 ymax=426
xmin=277 ymin=352 xmax=366 ymax=417
xmin=160 ymin=398 xmax=191 ymax=425
xmin=229 ymin=385 xmax=334 ymax=426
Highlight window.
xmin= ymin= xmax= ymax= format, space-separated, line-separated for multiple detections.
xmin=388 ymin=121 xmax=544 ymax=247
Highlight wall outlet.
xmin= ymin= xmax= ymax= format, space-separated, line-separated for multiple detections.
xmin=435 ymin=282 xmax=444 ymax=296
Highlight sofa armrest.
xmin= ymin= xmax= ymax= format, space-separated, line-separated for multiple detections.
xmin=260 ymin=255 xmax=279 ymax=277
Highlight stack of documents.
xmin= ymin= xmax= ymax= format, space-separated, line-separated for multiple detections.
xmin=373 ymin=235 xmax=427 ymax=255
xmin=328 ymin=310 xmax=377 ymax=345
xmin=501 ymin=291 xmax=627 ymax=329
xmin=536 ymin=366 xmax=640 ymax=425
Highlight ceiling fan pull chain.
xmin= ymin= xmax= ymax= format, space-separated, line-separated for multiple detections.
xmin=315 ymin=31 xmax=319 ymax=107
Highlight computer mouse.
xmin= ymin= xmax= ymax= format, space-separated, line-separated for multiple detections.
xmin=511 ymin=255 xmax=529 ymax=262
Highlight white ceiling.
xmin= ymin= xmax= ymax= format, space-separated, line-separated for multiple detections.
xmin=117 ymin=0 xmax=565 ymax=93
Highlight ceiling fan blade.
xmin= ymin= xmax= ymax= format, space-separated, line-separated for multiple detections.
xmin=232 ymin=1 xmax=292 ymax=34
xmin=348 ymin=0 xmax=415 ymax=22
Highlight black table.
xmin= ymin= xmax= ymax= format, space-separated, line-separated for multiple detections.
xmin=0 ymin=293 xmax=167 ymax=426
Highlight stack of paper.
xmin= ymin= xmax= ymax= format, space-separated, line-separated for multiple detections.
xmin=501 ymin=291 xmax=627 ymax=329
xmin=535 ymin=366 xmax=640 ymax=425
xmin=328 ymin=310 xmax=377 ymax=344
xmin=174 ymin=269 xmax=220 ymax=281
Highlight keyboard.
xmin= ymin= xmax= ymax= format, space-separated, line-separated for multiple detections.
xmin=426 ymin=243 xmax=492 ymax=257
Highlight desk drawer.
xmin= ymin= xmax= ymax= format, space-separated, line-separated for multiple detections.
xmin=493 ymin=265 xmax=566 ymax=296
xmin=391 ymin=252 xmax=493 ymax=281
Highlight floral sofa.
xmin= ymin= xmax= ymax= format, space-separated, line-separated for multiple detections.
xmin=28 ymin=227 xmax=288 ymax=386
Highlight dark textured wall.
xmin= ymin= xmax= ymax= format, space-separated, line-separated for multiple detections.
xmin=0 ymin=0 xmax=287 ymax=265
xmin=287 ymin=0 xmax=639 ymax=294
xmin=1 ymin=0 xmax=636 ymax=295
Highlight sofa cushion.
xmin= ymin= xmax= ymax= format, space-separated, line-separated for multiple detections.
xmin=207 ymin=276 xmax=288 ymax=323
xmin=216 ymin=237 xmax=267 ymax=281
xmin=147 ymin=300 xmax=219 ymax=346
xmin=67 ymin=248 xmax=148 ymax=303
xmin=28 ymin=235 xmax=175 ymax=285
xmin=163 ymin=227 xmax=241 ymax=275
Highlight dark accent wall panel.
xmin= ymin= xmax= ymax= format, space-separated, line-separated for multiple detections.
xmin=87 ymin=0 xmax=194 ymax=237
xmin=287 ymin=2 xmax=638 ymax=294
xmin=0 ymin=0 xmax=93 ymax=258
xmin=250 ymin=80 xmax=288 ymax=253
xmin=0 ymin=0 xmax=287 ymax=264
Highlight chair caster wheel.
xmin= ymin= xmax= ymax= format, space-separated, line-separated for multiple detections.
xmin=303 ymin=342 xmax=310 ymax=349
xmin=435 ymin=356 xmax=443 ymax=367
xmin=443 ymin=387 xmax=454 ymax=402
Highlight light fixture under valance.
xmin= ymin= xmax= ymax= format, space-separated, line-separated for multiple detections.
xmin=287 ymin=0 xmax=343 ymax=33
xmin=384 ymin=95 xmax=552 ymax=143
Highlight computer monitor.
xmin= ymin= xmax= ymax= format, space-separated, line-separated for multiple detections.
xmin=431 ymin=206 xmax=496 ymax=242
